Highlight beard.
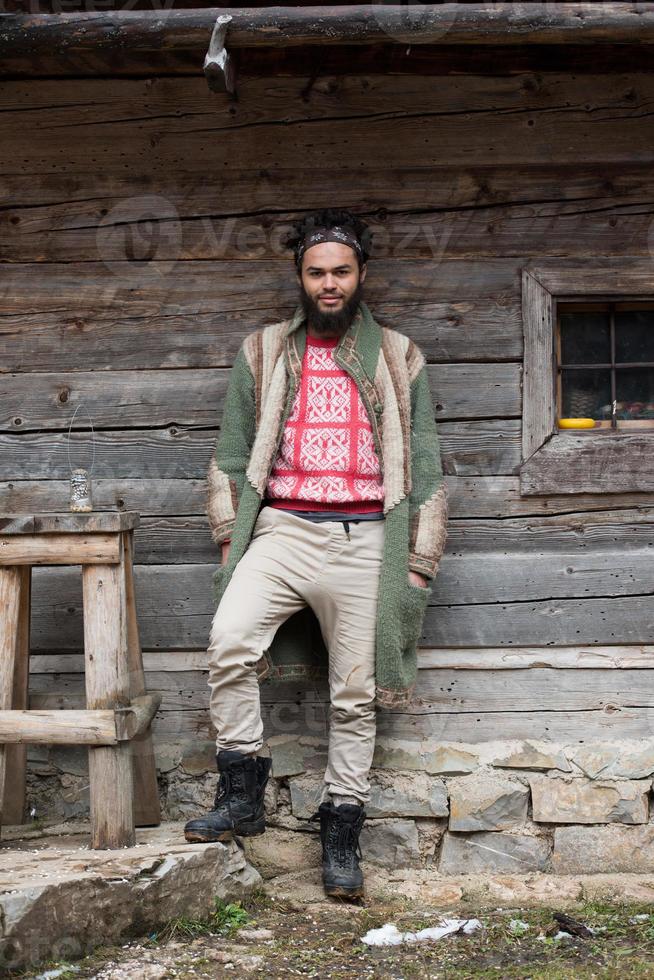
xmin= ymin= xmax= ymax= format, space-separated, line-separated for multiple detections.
xmin=299 ymin=279 xmax=364 ymax=338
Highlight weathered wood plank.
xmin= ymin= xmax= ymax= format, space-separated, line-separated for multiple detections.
xmin=26 ymin=564 xmax=654 ymax=651
xmin=0 ymin=297 xmax=522 ymax=372
xmin=31 ymin=698 xmax=654 ymax=744
xmin=0 ymin=512 xmax=139 ymax=534
xmin=3 ymin=566 xmax=31 ymax=824
xmin=0 ymin=709 xmax=118 ymax=745
xmin=1 ymin=69 xmax=650 ymax=128
xmin=6 ymin=167 xmax=654 ymax=265
xmin=2 ymin=97 xmax=652 ymax=171
xmin=4 ymin=5 xmax=654 ymax=60
xmin=12 ymin=507 xmax=645 ymax=566
xmin=30 ymin=664 xmax=654 ymax=711
xmin=0 ymin=259 xmax=521 ymax=376
xmin=4 ymin=476 xmax=654 ymax=521
xmin=522 ymin=269 xmax=554 ymax=462
xmin=522 ymin=433 xmax=654 ymax=495
xmin=427 ymin=596 xmax=654 ymax=648
xmin=29 ymin=645 xmax=654 ymax=675
xmin=0 ymin=534 xmax=121 ymax=566
xmin=82 ymin=557 xmax=134 ymax=848
xmin=0 ymin=567 xmax=22 ymax=831
xmin=0 ymin=363 xmax=520 ymax=431
xmin=123 ymin=530 xmax=161 ymax=827
xmin=0 ymin=422 xmax=518 ymax=480
xmin=31 ymin=665 xmax=654 ymax=715
xmin=126 ymin=507 xmax=654 ymax=564
xmin=3 ymin=39 xmax=654 ymax=80
xmin=0 ymin=480 xmax=208 ymax=517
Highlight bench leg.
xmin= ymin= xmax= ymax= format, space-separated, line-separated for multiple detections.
xmin=3 ymin=567 xmax=31 ymax=825
xmin=123 ymin=531 xmax=161 ymax=827
xmin=0 ymin=567 xmax=23 ymax=834
xmin=83 ymin=557 xmax=135 ymax=849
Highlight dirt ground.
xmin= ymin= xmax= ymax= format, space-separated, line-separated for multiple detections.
xmin=18 ymin=884 xmax=654 ymax=980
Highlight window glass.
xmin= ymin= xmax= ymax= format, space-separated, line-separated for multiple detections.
xmin=614 ymin=309 xmax=654 ymax=363
xmin=615 ymin=368 xmax=654 ymax=418
xmin=559 ymin=311 xmax=610 ymax=364
xmin=560 ymin=368 xmax=611 ymax=420
xmin=558 ymin=305 xmax=654 ymax=426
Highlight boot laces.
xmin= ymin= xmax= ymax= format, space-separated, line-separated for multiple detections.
xmin=332 ymin=819 xmax=363 ymax=867
xmin=213 ymin=767 xmax=249 ymax=809
xmin=310 ymin=807 xmax=363 ymax=866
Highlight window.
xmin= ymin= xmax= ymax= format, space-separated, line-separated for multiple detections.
xmin=521 ymin=263 xmax=654 ymax=495
xmin=557 ymin=303 xmax=654 ymax=431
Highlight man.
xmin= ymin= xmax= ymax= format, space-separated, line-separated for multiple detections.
xmin=184 ymin=208 xmax=448 ymax=899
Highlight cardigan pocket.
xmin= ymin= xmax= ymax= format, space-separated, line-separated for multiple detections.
xmin=401 ymin=581 xmax=431 ymax=653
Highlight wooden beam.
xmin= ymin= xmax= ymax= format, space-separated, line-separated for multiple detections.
xmin=0 ymin=568 xmax=22 ymax=833
xmin=83 ymin=553 xmax=135 ymax=848
xmin=3 ymin=567 xmax=31 ymax=825
xmin=0 ymin=709 xmax=118 ymax=745
xmin=115 ymin=693 xmax=162 ymax=742
xmin=0 ymin=534 xmax=121 ymax=566
xmin=0 ymin=3 xmax=653 ymax=62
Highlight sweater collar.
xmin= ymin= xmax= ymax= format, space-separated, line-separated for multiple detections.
xmin=284 ymin=299 xmax=382 ymax=383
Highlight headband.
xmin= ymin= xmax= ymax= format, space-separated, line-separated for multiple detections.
xmin=296 ymin=225 xmax=364 ymax=266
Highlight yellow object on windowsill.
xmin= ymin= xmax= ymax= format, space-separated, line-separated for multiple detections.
xmin=558 ymin=418 xmax=597 ymax=429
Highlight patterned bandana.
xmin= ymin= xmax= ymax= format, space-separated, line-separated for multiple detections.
xmin=296 ymin=226 xmax=364 ymax=266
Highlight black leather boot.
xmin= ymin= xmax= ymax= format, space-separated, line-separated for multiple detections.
xmin=310 ymin=800 xmax=366 ymax=899
xmin=184 ymin=749 xmax=272 ymax=843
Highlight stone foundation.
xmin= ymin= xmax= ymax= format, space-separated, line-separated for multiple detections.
xmin=0 ymin=824 xmax=262 ymax=972
xmin=23 ymin=735 xmax=654 ymax=876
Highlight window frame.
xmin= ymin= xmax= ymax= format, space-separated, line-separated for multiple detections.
xmin=520 ymin=262 xmax=654 ymax=495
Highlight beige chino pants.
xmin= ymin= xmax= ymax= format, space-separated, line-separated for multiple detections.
xmin=207 ymin=505 xmax=385 ymax=804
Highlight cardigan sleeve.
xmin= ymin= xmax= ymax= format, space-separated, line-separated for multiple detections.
xmin=407 ymin=361 xmax=449 ymax=580
xmin=206 ymin=341 xmax=257 ymax=546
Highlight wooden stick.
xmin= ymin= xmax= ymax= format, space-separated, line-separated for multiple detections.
xmin=123 ymin=530 xmax=161 ymax=827
xmin=3 ymin=567 xmax=31 ymax=825
xmin=0 ymin=4 xmax=652 ymax=58
xmin=0 ymin=534 xmax=120 ymax=566
xmin=83 ymin=544 xmax=135 ymax=849
xmin=0 ymin=709 xmax=118 ymax=745
xmin=115 ymin=694 xmax=162 ymax=741
xmin=0 ymin=568 xmax=22 ymax=834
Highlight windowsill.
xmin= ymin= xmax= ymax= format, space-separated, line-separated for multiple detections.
xmin=557 ymin=421 xmax=654 ymax=432
xmin=520 ymin=429 xmax=654 ymax=494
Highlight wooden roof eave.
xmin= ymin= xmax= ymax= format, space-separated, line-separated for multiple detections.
xmin=1 ymin=3 xmax=654 ymax=82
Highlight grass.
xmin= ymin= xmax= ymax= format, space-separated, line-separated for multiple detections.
xmin=9 ymin=892 xmax=654 ymax=978
xmin=148 ymin=898 xmax=252 ymax=943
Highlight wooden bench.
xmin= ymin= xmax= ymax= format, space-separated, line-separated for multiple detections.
xmin=0 ymin=512 xmax=161 ymax=849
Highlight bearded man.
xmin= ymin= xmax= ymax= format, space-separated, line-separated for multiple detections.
xmin=183 ymin=208 xmax=448 ymax=899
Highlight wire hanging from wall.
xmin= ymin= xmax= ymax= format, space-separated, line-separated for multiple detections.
xmin=67 ymin=402 xmax=96 ymax=513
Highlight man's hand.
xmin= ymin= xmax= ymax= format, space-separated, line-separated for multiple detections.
xmin=221 ymin=541 xmax=231 ymax=565
xmin=408 ymin=570 xmax=429 ymax=588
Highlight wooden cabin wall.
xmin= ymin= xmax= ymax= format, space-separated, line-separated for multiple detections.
xmin=2 ymin=64 xmax=654 ymax=775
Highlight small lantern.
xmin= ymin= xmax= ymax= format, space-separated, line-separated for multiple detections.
xmin=70 ymin=467 xmax=93 ymax=512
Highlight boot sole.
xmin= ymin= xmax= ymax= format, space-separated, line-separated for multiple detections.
xmin=184 ymin=821 xmax=266 ymax=844
xmin=324 ymin=883 xmax=365 ymax=899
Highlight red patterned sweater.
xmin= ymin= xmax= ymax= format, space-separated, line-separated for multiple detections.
xmin=264 ymin=332 xmax=384 ymax=513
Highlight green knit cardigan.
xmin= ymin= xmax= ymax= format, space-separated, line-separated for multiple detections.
xmin=206 ymin=301 xmax=448 ymax=710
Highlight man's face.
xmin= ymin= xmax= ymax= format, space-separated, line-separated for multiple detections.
xmin=297 ymin=241 xmax=367 ymax=337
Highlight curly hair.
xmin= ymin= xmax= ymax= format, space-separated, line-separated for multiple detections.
xmin=284 ymin=208 xmax=373 ymax=269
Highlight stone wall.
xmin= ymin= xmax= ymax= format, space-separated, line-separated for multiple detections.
xmin=24 ymin=736 xmax=654 ymax=876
